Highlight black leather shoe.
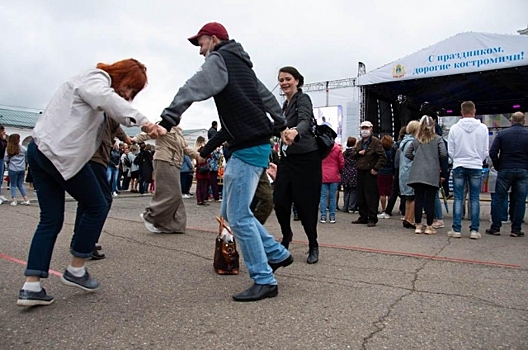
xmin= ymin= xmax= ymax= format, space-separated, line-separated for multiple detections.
xmin=95 ymin=244 xmax=102 ymax=251
xmin=269 ymin=254 xmax=293 ymax=272
xmin=232 ymin=284 xmax=278 ymax=302
xmin=485 ymin=227 xmax=501 ymax=236
xmin=307 ymin=247 xmax=319 ymax=264
xmin=351 ymin=219 xmax=367 ymax=224
xmin=90 ymin=249 xmax=106 ymax=260
xmin=510 ymin=231 xmax=525 ymax=237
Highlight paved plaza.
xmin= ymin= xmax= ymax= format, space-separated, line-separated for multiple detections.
xmin=1 ymin=187 xmax=527 ymax=349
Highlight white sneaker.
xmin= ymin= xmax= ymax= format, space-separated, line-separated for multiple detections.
xmin=377 ymin=213 xmax=390 ymax=219
xmin=0 ymin=195 xmax=7 ymax=202
xmin=10 ymin=200 xmax=17 ymax=206
xmin=447 ymin=230 xmax=461 ymax=238
xmin=470 ymin=230 xmax=481 ymax=240
xmin=182 ymin=194 xmax=191 ymax=199
xmin=432 ymin=220 xmax=445 ymax=229
xmin=112 ymin=192 xmax=118 ymax=197
xmin=0 ymin=199 xmax=3 ymax=205
xmin=140 ymin=213 xmax=164 ymax=233
xmin=21 ymin=200 xmax=31 ymax=206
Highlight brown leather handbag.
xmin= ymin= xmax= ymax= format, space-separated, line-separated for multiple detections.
xmin=214 ymin=217 xmax=239 ymax=275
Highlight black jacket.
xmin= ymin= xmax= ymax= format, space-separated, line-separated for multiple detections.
xmin=281 ymin=91 xmax=318 ymax=155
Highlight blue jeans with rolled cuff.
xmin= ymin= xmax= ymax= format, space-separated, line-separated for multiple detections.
xmin=220 ymin=156 xmax=290 ymax=286
xmin=24 ymin=142 xmax=108 ymax=278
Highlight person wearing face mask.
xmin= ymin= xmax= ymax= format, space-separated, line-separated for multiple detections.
xmin=351 ymin=121 xmax=386 ymax=227
xmin=158 ymin=22 xmax=293 ymax=302
xmin=17 ymin=58 xmax=165 ymax=307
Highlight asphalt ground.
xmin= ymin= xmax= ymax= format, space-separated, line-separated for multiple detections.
xmin=0 ymin=187 xmax=527 ymax=349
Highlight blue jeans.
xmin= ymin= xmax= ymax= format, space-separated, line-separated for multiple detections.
xmin=8 ymin=170 xmax=27 ymax=198
xmin=434 ymin=189 xmax=443 ymax=220
xmin=25 ymin=142 xmax=108 ymax=278
xmin=490 ymin=193 xmax=508 ymax=222
xmin=106 ymin=165 xmax=119 ymax=193
xmin=220 ymin=157 xmax=290 ymax=286
xmin=343 ymin=186 xmax=358 ymax=212
xmin=0 ymin=159 xmax=5 ymax=196
xmin=491 ymin=168 xmax=528 ymax=233
xmin=320 ymin=182 xmax=338 ymax=218
xmin=72 ymin=161 xmax=112 ymax=248
xmin=452 ymin=167 xmax=482 ymax=232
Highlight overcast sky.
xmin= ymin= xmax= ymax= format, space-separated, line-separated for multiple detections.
xmin=1 ymin=0 xmax=527 ymax=130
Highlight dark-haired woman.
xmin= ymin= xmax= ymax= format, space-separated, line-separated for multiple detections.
xmin=4 ymin=133 xmax=30 ymax=206
xmin=274 ymin=66 xmax=322 ymax=264
xmin=17 ymin=59 xmax=165 ymax=307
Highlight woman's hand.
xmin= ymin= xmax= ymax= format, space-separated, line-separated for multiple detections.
xmin=141 ymin=122 xmax=167 ymax=138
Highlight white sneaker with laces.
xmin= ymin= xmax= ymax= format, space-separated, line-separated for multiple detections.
xmin=140 ymin=213 xmax=164 ymax=233
xmin=377 ymin=213 xmax=390 ymax=219
xmin=447 ymin=230 xmax=461 ymax=238
xmin=470 ymin=230 xmax=481 ymax=240
xmin=10 ymin=200 xmax=17 ymax=206
xmin=21 ymin=200 xmax=31 ymax=206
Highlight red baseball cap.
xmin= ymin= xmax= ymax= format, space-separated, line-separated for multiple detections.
xmin=188 ymin=22 xmax=229 ymax=46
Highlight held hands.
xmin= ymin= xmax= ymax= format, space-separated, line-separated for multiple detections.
xmin=266 ymin=163 xmax=277 ymax=181
xmin=281 ymin=128 xmax=298 ymax=146
xmin=141 ymin=122 xmax=167 ymax=139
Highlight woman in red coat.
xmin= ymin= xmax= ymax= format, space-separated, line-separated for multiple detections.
xmin=320 ymin=142 xmax=344 ymax=223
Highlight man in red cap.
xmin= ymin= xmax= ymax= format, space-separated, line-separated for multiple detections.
xmin=159 ymin=22 xmax=293 ymax=302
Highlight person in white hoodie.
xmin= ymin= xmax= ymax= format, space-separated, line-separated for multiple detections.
xmin=447 ymin=101 xmax=489 ymax=239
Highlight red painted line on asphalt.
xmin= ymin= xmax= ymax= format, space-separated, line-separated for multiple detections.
xmin=0 ymin=253 xmax=62 ymax=277
xmin=187 ymin=226 xmax=521 ymax=269
xmin=318 ymin=243 xmax=521 ymax=269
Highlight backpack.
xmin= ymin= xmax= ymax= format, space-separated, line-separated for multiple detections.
xmin=134 ymin=155 xmax=141 ymax=165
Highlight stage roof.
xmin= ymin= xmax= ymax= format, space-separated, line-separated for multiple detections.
xmin=357 ymin=32 xmax=528 ymax=114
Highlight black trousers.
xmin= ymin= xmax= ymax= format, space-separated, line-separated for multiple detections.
xmin=413 ymin=183 xmax=437 ymax=226
xmin=357 ymin=169 xmax=379 ymax=223
xmin=274 ymin=151 xmax=322 ymax=248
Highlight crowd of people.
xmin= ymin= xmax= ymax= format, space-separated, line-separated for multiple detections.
xmin=4 ymin=22 xmax=527 ymax=307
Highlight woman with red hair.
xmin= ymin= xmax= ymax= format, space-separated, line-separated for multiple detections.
xmin=17 ymin=59 xmax=165 ymax=307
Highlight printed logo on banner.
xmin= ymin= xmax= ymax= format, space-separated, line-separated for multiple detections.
xmin=392 ymin=64 xmax=405 ymax=78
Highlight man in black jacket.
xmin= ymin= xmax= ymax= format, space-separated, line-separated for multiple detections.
xmin=486 ymin=112 xmax=528 ymax=237
xmin=159 ymin=22 xmax=293 ymax=302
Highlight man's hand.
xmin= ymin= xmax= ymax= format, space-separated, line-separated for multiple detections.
xmin=124 ymin=137 xmax=134 ymax=145
xmin=142 ymin=122 xmax=167 ymax=139
xmin=284 ymin=128 xmax=298 ymax=144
